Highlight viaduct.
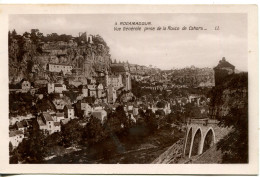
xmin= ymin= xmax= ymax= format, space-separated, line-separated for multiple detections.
xmin=183 ymin=118 xmax=230 ymax=158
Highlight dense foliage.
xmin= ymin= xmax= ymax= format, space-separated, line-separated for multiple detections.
xmin=10 ymin=119 xmax=47 ymax=163
xmin=217 ymin=104 xmax=248 ymax=163
xmin=210 ymin=72 xmax=248 ymax=163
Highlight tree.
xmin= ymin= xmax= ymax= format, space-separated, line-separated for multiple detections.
xmin=45 ymin=131 xmax=63 ymax=147
xmin=16 ymin=119 xmax=47 ymax=163
xmin=156 ymin=101 xmax=166 ymax=108
xmin=8 ymin=31 xmax=12 ymax=46
xmin=61 ymin=119 xmax=84 ymax=147
xmin=10 ymin=148 xmax=20 ymax=164
xmin=11 ymin=29 xmax=17 ymax=37
xmin=144 ymin=109 xmax=157 ymax=133
xmin=217 ymin=104 xmax=248 ymax=163
xmin=138 ymin=109 xmax=145 ymax=117
xmin=183 ymin=102 xmax=194 ymax=118
xmin=92 ymin=34 xmax=109 ymax=50
xmin=27 ymin=60 xmax=34 ymax=73
xmin=9 ymin=142 xmax=13 ymax=154
xmin=23 ymin=31 xmax=30 ymax=38
xmin=82 ymin=116 xmax=105 ymax=145
xmin=115 ymin=105 xmax=129 ymax=129
xmin=211 ymin=73 xmax=248 ymax=163
xmin=64 ymin=91 xmax=78 ymax=103
xmin=36 ymin=97 xmax=55 ymax=113
xmin=155 ymin=109 xmax=165 ymax=116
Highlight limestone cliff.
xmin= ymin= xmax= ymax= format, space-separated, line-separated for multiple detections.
xmin=209 ymin=73 xmax=248 ymax=119
xmin=9 ymin=33 xmax=112 ymax=84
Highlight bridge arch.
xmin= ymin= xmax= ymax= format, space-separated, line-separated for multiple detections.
xmin=184 ymin=127 xmax=193 ymax=157
xmin=202 ymin=127 xmax=216 ymax=153
xmin=190 ymin=128 xmax=203 ymax=157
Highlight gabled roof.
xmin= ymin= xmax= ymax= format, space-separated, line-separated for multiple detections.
xmin=42 ymin=112 xmax=53 ymax=122
xmin=54 ymin=122 xmax=61 ymax=126
xmin=56 ymin=112 xmax=64 ymax=117
xmin=55 ymin=84 xmax=63 ymax=87
xmin=50 ymin=112 xmax=56 ymax=116
xmin=9 ymin=130 xmax=24 ymax=137
xmin=16 ymin=121 xmax=25 ymax=129
xmin=37 ymin=117 xmax=46 ymax=126
xmin=65 ymin=105 xmax=73 ymax=109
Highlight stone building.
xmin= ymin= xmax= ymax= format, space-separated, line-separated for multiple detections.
xmin=110 ymin=63 xmax=132 ymax=91
xmin=107 ymin=85 xmax=117 ymax=103
xmin=82 ymin=85 xmax=89 ymax=97
xmin=106 ymin=74 xmax=124 ymax=90
xmin=37 ymin=112 xmax=61 ymax=135
xmin=47 ymin=63 xmax=73 ymax=75
xmin=21 ymin=80 xmax=31 ymax=93
xmin=9 ymin=130 xmax=24 ymax=148
xmin=64 ymin=105 xmax=75 ymax=119
xmin=48 ymin=83 xmax=66 ymax=94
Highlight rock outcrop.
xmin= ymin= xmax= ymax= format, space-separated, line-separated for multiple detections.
xmin=9 ymin=33 xmax=112 ymax=84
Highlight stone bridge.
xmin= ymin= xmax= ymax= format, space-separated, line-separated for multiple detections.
xmin=183 ymin=118 xmax=230 ymax=158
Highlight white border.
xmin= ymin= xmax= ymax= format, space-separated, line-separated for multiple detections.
xmin=0 ymin=4 xmax=258 ymax=175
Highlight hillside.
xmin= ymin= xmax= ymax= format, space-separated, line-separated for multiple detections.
xmin=9 ymin=30 xmax=112 ymax=84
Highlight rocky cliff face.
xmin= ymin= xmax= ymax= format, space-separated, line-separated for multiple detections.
xmin=9 ymin=34 xmax=112 ymax=84
xmin=209 ymin=73 xmax=248 ymax=119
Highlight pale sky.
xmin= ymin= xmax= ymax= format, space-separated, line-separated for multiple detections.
xmin=9 ymin=14 xmax=247 ymax=71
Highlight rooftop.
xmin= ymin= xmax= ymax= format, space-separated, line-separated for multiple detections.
xmin=9 ymin=130 xmax=23 ymax=137
xmin=55 ymin=84 xmax=63 ymax=87
xmin=56 ymin=112 xmax=64 ymax=117
xmin=215 ymin=57 xmax=235 ymax=69
xmin=16 ymin=121 xmax=25 ymax=128
xmin=54 ymin=122 xmax=61 ymax=127
xmin=42 ymin=112 xmax=54 ymax=122
xmin=37 ymin=117 xmax=46 ymax=126
xmin=65 ymin=105 xmax=73 ymax=109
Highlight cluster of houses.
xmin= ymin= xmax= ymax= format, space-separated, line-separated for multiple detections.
xmin=9 ymin=115 xmax=32 ymax=149
xmin=9 ymin=60 xmax=213 ymax=150
xmin=10 ymin=32 xmax=234 ymax=153
xmin=9 ymin=63 xmax=135 ymax=150
xmin=9 ymin=79 xmax=210 ymax=149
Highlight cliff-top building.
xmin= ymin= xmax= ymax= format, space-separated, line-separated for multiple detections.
xmin=214 ymin=57 xmax=235 ymax=86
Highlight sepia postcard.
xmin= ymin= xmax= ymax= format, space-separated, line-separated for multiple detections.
xmin=0 ymin=4 xmax=258 ymax=175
